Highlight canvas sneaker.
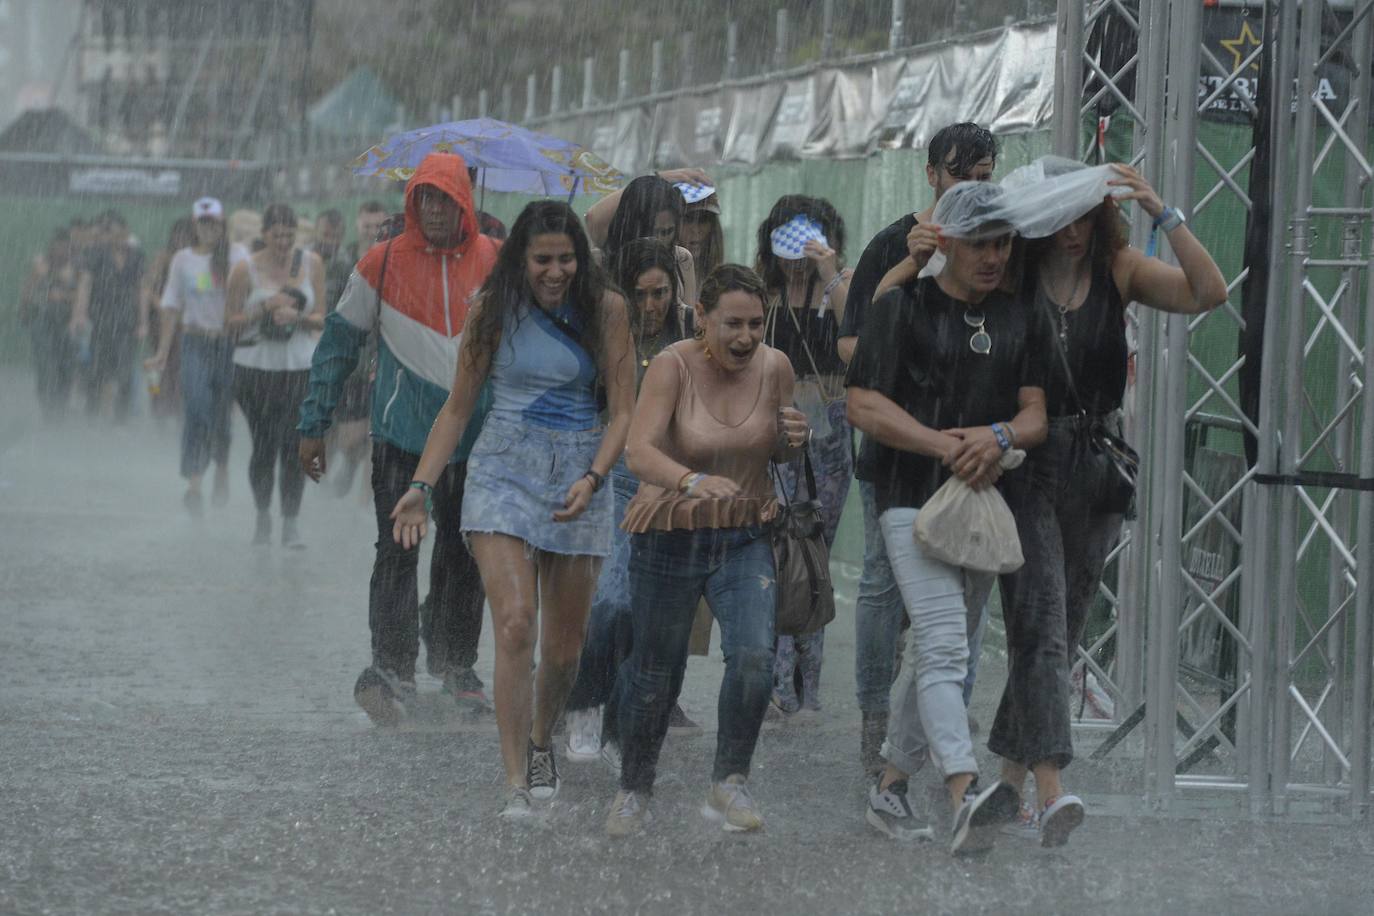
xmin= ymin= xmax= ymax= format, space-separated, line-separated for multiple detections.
xmin=1001 ymin=800 xmax=1042 ymax=841
xmin=526 ymin=741 xmax=561 ymax=801
xmin=703 ymin=775 xmax=764 ymax=832
xmin=564 ymin=707 xmax=602 ymax=762
xmin=499 ymin=785 xmax=536 ymax=820
xmin=1039 ymin=793 xmax=1085 ymax=847
xmin=600 ymin=740 xmax=622 ymax=774
xmin=950 ymin=779 xmax=1019 ymax=856
xmin=866 ymin=777 xmax=934 ymax=842
xmin=443 ymin=667 xmax=491 ymax=714
xmin=353 ymin=666 xmax=416 ymax=727
xmin=605 ymin=789 xmax=650 ymax=837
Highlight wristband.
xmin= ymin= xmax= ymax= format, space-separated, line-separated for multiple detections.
xmin=409 ymin=480 xmax=434 ymax=513
xmin=1154 ymin=207 xmax=1185 ymax=233
xmin=991 ymin=423 xmax=1011 ymax=451
xmin=820 ymin=271 xmax=845 ymax=314
xmin=679 ymin=472 xmax=705 ymax=495
xmin=584 ymin=469 xmax=605 ymax=492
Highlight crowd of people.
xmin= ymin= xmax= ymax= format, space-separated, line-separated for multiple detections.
xmin=18 ymin=119 xmax=1228 ymax=853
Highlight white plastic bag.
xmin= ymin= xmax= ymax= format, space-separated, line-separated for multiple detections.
xmin=914 ymin=450 xmax=1026 ymax=574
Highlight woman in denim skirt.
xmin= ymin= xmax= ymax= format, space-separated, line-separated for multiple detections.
xmin=603 ymin=264 xmax=811 ymax=837
xmin=391 ymin=201 xmax=636 ymax=819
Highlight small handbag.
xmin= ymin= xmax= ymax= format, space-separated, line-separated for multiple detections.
xmin=770 ymin=451 xmax=836 ymax=637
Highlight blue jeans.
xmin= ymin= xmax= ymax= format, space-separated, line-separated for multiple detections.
xmin=566 ymin=460 xmax=638 ymax=744
xmin=879 ymin=507 xmax=993 ymax=779
xmin=855 ymin=481 xmax=987 ymax=712
xmin=179 ymin=333 xmax=234 ymax=480
xmin=618 ymin=525 xmax=776 ymax=793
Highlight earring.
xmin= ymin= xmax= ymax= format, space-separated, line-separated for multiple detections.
xmin=693 ymin=324 xmax=705 ymax=341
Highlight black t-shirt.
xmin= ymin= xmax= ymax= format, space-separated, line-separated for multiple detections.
xmin=1029 ymin=261 xmax=1128 ymax=417
xmin=838 ymin=214 xmax=918 ymax=342
xmin=84 ymin=244 xmax=145 ymax=333
xmin=766 ymin=291 xmax=847 ymax=378
xmin=845 ymin=277 xmax=1052 ymax=514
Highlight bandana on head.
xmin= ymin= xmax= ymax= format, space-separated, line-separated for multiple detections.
xmin=769 ymin=214 xmax=828 ymax=260
xmin=674 ymin=181 xmax=717 ymax=205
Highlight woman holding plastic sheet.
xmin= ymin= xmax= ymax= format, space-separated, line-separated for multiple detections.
xmin=605 ymin=264 xmax=810 ymax=837
xmin=390 ymin=201 xmax=636 ymax=820
xmin=753 ymin=195 xmax=854 ymax=718
xmin=981 ymin=158 xmax=1228 ymax=847
xmin=562 ymin=239 xmax=691 ymax=768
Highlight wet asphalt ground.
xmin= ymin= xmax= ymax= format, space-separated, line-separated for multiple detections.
xmin=1 ymin=386 xmax=1371 ymax=915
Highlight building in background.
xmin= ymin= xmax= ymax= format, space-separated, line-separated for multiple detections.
xmin=0 ymin=0 xmax=83 ymax=130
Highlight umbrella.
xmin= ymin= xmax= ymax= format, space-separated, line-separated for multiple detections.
xmin=351 ymin=117 xmax=625 ymax=196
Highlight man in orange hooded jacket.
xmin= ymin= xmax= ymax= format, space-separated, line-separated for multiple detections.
xmin=298 ymin=152 xmax=499 ymax=723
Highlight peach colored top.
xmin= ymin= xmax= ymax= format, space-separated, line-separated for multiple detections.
xmin=622 ymin=341 xmax=785 ymax=533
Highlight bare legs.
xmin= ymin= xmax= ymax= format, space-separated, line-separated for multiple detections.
xmin=470 ymin=533 xmax=601 ymax=788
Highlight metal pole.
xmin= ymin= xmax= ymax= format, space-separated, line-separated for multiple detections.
xmin=1271 ymin=0 xmax=1326 ymax=817
xmin=650 ymin=40 xmax=664 ymax=95
xmin=478 ymin=88 xmax=489 ymax=120
xmin=525 ymin=74 xmax=536 ymax=122
xmin=681 ymin=32 xmax=695 ymax=88
xmin=1051 ymin=0 xmax=1086 ymax=158
xmin=501 ymin=84 xmax=513 ymax=120
xmin=1346 ymin=0 xmax=1374 ymax=819
xmin=450 ymin=94 xmax=461 ymax=121
xmin=890 ymin=0 xmax=905 ymax=51
xmin=725 ymin=22 xmax=739 ymax=80
xmin=617 ymin=49 xmax=631 ymax=101
xmin=773 ymin=9 xmax=788 ymax=72
xmin=551 ymin=64 xmax=563 ymax=115
xmin=582 ymin=56 xmax=595 ymax=109
xmin=821 ymin=0 xmax=835 ymax=59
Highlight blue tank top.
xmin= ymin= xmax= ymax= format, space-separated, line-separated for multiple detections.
xmin=487 ymin=300 xmax=599 ymax=430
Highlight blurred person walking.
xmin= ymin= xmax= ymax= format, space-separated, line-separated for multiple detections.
xmin=563 ymin=239 xmax=688 ymax=767
xmin=18 ymin=228 xmax=81 ymax=420
xmin=298 ymin=154 xmax=499 ymax=724
xmin=390 ymin=200 xmax=635 ymax=820
xmin=586 ymin=172 xmax=699 ymax=307
xmin=605 ymin=264 xmax=809 ymax=837
xmin=837 ymin=122 xmax=999 ymax=774
xmin=754 ymin=195 xmax=854 ymax=719
xmin=992 ymin=161 xmax=1227 ymax=846
xmin=846 ymin=183 xmax=1047 ymax=853
xmin=147 ymin=197 xmax=249 ymax=515
xmin=142 ymin=217 xmax=197 ymax=420
xmin=71 ymin=210 xmax=145 ymax=423
xmin=224 ymin=204 xmax=325 ymax=548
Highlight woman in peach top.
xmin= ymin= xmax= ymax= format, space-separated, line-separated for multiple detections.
xmin=603 ymin=264 xmax=810 ymax=837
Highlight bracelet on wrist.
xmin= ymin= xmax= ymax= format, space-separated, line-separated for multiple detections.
xmin=679 ymin=472 xmax=705 ymax=495
xmin=584 ymin=469 xmax=605 ymax=492
xmin=991 ymin=423 xmax=1011 ymax=451
xmin=1153 ymin=206 xmax=1185 ymax=233
xmin=409 ymin=480 xmax=434 ymax=513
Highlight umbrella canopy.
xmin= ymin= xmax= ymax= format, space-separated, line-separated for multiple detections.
xmin=352 ymin=117 xmax=624 ymax=195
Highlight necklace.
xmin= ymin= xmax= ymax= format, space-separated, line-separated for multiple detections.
xmin=1045 ymin=264 xmax=1088 ymax=345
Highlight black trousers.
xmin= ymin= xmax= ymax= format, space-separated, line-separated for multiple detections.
xmin=369 ymin=439 xmax=485 ymax=681
xmin=233 ymin=366 xmax=309 ymax=516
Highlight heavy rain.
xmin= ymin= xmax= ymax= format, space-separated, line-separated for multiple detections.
xmin=2 ymin=1 xmax=1372 ymax=913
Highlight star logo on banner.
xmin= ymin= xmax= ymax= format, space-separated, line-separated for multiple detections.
xmin=1220 ymin=19 xmax=1262 ymax=73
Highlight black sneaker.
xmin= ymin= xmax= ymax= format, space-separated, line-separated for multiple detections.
xmin=527 ymin=741 xmax=560 ymax=800
xmin=1039 ymin=793 xmax=1085 ymax=847
xmin=353 ymin=666 xmax=416 ymax=727
xmin=667 ymin=703 xmax=703 ymax=736
xmin=950 ymin=779 xmax=1019 ymax=856
xmin=442 ymin=667 xmax=492 ymax=714
xmin=866 ymin=777 xmax=934 ymax=842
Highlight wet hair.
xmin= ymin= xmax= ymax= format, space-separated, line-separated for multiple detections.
xmin=317 ymin=208 xmax=345 ymax=231
xmin=98 ymin=209 xmax=127 ymax=229
xmin=261 ymin=203 xmax=297 ymax=233
xmin=466 ymin=200 xmax=609 ymax=369
xmin=358 ymin=200 xmax=387 ymax=215
xmin=753 ymin=194 xmax=846 ymax=296
xmin=603 ymin=175 xmax=685 ymax=273
xmin=613 ymin=237 xmax=683 ymax=337
xmin=682 ymin=209 xmax=725 ymax=278
xmin=477 ymin=210 xmax=508 ymax=241
xmin=1022 ymin=198 xmax=1128 ymax=281
xmin=166 ymin=216 xmax=196 ymax=252
xmin=699 ymin=263 xmax=768 ymax=315
xmin=927 ymin=122 xmax=999 ymax=178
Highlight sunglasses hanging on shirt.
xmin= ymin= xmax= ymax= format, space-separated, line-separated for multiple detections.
xmin=964 ymin=308 xmax=992 ymax=355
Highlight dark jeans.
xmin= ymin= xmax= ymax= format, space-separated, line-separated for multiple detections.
xmin=990 ymin=416 xmax=1124 ymax=770
xmin=369 ymin=439 xmax=485 ymax=681
xmin=233 ymin=366 xmax=309 ymax=517
xmin=30 ymin=316 xmax=76 ymax=418
xmin=179 ymin=333 xmax=234 ymax=479
xmin=566 ymin=461 xmax=637 ymax=746
xmin=618 ymin=525 xmax=775 ymax=793
xmin=86 ymin=324 xmax=136 ymax=420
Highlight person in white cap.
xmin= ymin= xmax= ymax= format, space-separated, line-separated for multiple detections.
xmin=146 ymin=197 xmax=250 ymax=514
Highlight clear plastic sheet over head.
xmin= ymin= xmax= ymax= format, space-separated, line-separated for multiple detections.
xmin=996 ymin=156 xmax=1129 ymax=239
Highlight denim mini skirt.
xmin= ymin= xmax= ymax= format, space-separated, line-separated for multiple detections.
xmin=461 ymin=412 xmax=613 ymax=558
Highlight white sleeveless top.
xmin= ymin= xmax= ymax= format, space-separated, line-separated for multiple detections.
xmin=232 ymin=251 xmax=319 ymax=372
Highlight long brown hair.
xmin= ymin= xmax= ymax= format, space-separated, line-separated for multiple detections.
xmin=1022 ymin=198 xmax=1129 ymax=281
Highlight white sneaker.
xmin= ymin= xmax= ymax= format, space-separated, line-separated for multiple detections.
xmin=499 ymin=786 xmax=536 ymax=820
xmin=600 ymin=740 xmax=622 ymax=773
xmin=564 ymin=707 xmax=601 ymax=763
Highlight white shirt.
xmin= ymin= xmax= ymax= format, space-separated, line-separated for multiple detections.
xmin=159 ymin=244 xmax=251 ymax=332
xmin=232 ymin=251 xmax=319 ymax=372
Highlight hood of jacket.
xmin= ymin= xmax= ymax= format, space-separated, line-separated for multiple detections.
xmin=402 ymin=151 xmax=481 ymax=256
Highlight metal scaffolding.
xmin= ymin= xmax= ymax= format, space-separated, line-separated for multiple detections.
xmin=1055 ymin=0 xmax=1373 ymax=820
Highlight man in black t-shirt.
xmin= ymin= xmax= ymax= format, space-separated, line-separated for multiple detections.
xmin=72 ymin=210 xmax=145 ymax=422
xmin=837 ymin=122 xmax=1000 ymax=777
xmin=846 ymin=182 xmax=1050 ymax=852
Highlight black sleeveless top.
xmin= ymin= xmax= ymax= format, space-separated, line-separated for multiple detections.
xmin=765 ymin=284 xmax=846 ymax=379
xmin=1031 ymin=261 xmax=1128 ymax=418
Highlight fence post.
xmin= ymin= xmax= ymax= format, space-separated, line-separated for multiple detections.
xmin=478 ymin=88 xmax=489 ymax=119
xmin=726 ymin=22 xmax=739 ymax=80
xmin=681 ymin=32 xmax=695 ymax=88
xmin=773 ymin=9 xmax=789 ymax=71
xmin=583 ymin=56 xmax=595 ymax=109
xmin=821 ymin=0 xmax=835 ymax=59
xmin=890 ymin=0 xmax=905 ymax=51
xmin=618 ymin=49 xmax=631 ymax=101
xmin=650 ymin=40 xmax=664 ymax=94
xmin=525 ymin=73 xmax=536 ymax=122
xmin=551 ymin=64 xmax=563 ymax=115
